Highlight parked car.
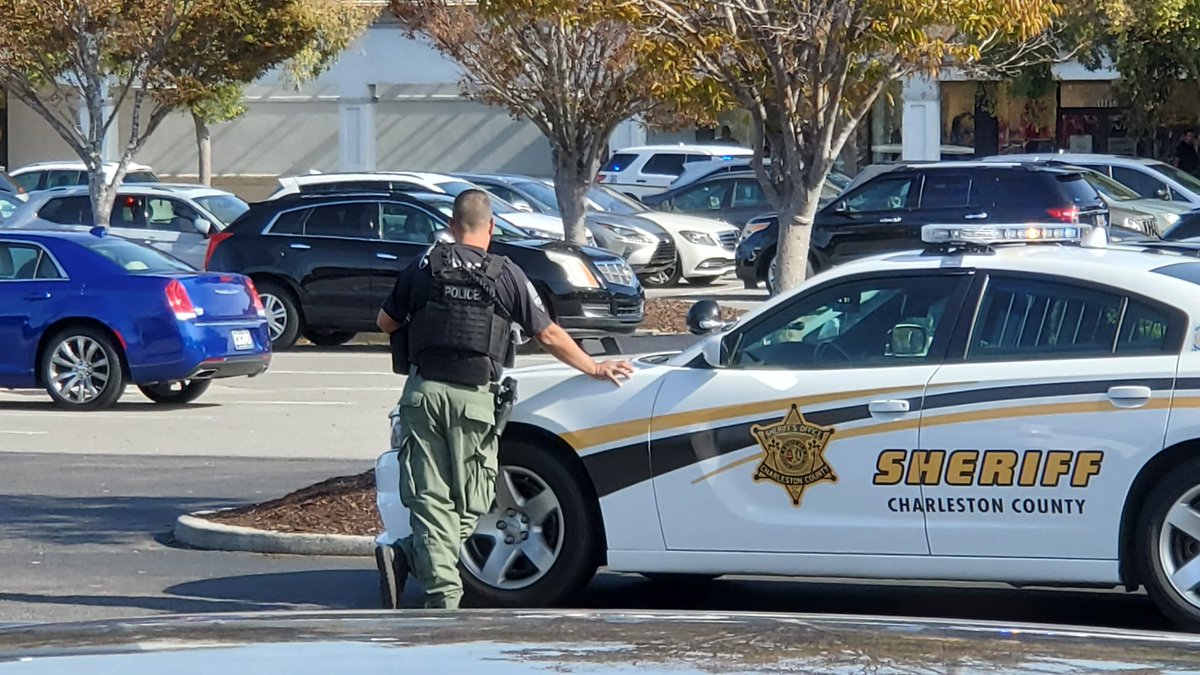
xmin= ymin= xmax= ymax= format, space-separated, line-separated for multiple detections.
xmin=641 ymin=168 xmax=843 ymax=227
xmin=205 ymin=192 xmax=644 ymax=350
xmin=452 ymin=174 xmax=677 ymax=277
xmin=0 ymin=169 xmax=25 ymax=196
xmin=1075 ymin=166 xmax=1188 ymax=236
xmin=0 ymin=230 xmax=269 ymax=410
xmin=0 ymin=184 xmax=246 ymax=268
xmin=10 ymin=161 xmax=157 ymax=193
xmin=987 ymin=153 xmax=1200 ymax=208
xmin=270 ymin=171 xmax=579 ymax=243
xmin=735 ymin=162 xmax=1109 ymax=292
xmin=598 ymin=144 xmax=753 ymax=197
xmin=1161 ymin=209 xmax=1200 ymax=241
xmin=664 ymin=157 xmax=853 ymax=198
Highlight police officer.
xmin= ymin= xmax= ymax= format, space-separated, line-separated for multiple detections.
xmin=376 ymin=189 xmax=633 ymax=609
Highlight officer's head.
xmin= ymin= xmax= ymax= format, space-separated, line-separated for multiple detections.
xmin=450 ymin=189 xmax=495 ymax=247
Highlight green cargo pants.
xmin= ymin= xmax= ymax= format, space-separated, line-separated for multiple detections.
xmin=394 ymin=372 xmax=498 ymax=609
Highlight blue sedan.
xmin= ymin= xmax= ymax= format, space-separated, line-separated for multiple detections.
xmin=0 ymin=229 xmax=270 ymax=409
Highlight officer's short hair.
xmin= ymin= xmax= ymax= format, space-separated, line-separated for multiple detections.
xmin=452 ymin=189 xmax=493 ymax=232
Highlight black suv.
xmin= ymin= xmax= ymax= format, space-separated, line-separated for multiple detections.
xmin=736 ymin=162 xmax=1109 ymax=291
xmin=205 ymin=192 xmax=644 ymax=349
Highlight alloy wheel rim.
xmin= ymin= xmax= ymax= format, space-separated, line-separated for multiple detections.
xmin=1158 ymin=483 xmax=1200 ymax=610
xmin=48 ymin=336 xmax=110 ymax=404
xmin=260 ymin=293 xmax=288 ymax=341
xmin=462 ymin=465 xmax=564 ymax=590
xmin=767 ymin=255 xmax=779 ymax=293
xmin=646 ymin=261 xmax=677 ymax=287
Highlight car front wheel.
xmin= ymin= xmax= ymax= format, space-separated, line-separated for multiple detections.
xmin=461 ymin=440 xmax=601 ymax=607
xmin=138 ymin=379 xmax=212 ymax=405
xmin=641 ymin=255 xmax=681 ymax=288
xmin=1137 ymin=457 xmax=1200 ymax=630
xmin=41 ymin=328 xmax=125 ymax=410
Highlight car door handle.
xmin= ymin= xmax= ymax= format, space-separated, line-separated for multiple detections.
xmin=879 ymin=217 xmax=902 ymax=223
xmin=964 ymin=212 xmax=988 ymax=219
xmin=376 ymin=252 xmax=398 ymax=261
xmin=289 ymin=243 xmax=311 ymax=250
xmin=868 ymin=399 xmax=910 ymax=415
xmin=23 ymin=291 xmax=51 ymax=301
xmin=1108 ymin=385 xmax=1151 ymax=407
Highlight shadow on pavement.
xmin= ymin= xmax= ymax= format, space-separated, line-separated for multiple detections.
xmin=0 ymin=400 xmax=220 ymax=412
xmin=0 ymin=494 xmax=238 ymax=546
xmin=578 ymin=573 xmax=1168 ymax=631
xmin=0 ymin=591 xmax=312 ymax=614
xmin=166 ymin=569 xmax=379 ymax=610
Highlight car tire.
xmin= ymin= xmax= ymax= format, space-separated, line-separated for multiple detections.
xmin=137 ymin=379 xmax=212 ymax=405
xmin=41 ymin=327 xmax=125 ymax=411
xmin=640 ymin=255 xmax=682 ymax=288
xmin=460 ymin=439 xmax=601 ymax=607
xmin=256 ymin=280 xmax=303 ymax=351
xmin=1136 ymin=457 xmax=1200 ymax=630
xmin=303 ymin=329 xmax=357 ymax=347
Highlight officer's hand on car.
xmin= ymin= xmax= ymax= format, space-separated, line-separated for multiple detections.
xmin=591 ymin=359 xmax=635 ymax=386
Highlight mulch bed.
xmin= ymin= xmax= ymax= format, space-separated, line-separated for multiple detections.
xmin=201 ymin=300 xmax=740 ymax=537
xmin=640 ymin=298 xmax=746 ymax=334
xmin=204 ymin=470 xmax=383 ymax=537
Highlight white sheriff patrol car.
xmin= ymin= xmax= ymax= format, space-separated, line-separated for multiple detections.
xmin=376 ymin=223 xmax=1200 ymax=629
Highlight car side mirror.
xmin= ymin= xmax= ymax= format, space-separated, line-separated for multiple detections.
xmin=887 ymin=324 xmax=929 ymax=358
xmin=1156 ymin=188 xmax=1171 ymax=201
xmin=433 ymin=230 xmax=454 ymax=244
xmin=511 ymin=200 xmax=533 ymax=213
xmin=687 ymin=299 xmax=726 ymax=335
xmin=699 ymin=335 xmax=725 ymax=368
xmin=835 ymin=200 xmax=848 ymax=213
xmin=193 ymin=218 xmax=212 ymax=236
xmin=708 ymin=196 xmax=721 ymax=210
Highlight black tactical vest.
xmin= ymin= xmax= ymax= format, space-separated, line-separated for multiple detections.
xmin=407 ymin=243 xmax=513 ymax=386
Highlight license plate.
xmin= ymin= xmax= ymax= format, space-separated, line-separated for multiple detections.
xmin=232 ymin=330 xmax=253 ymax=351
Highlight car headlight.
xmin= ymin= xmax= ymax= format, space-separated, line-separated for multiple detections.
xmin=741 ymin=220 xmax=772 ymax=240
xmin=680 ymin=230 xmax=717 ymax=246
xmin=546 ymin=250 xmax=601 ymax=288
xmin=597 ymin=222 xmax=654 ymax=244
xmin=1165 ymin=212 xmax=1181 ymax=225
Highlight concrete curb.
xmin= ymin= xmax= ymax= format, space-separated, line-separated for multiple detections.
xmin=174 ymin=510 xmax=374 ymax=557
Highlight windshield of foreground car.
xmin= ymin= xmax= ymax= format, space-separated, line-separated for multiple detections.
xmin=1150 ymin=162 xmax=1200 ymax=194
xmin=85 ymin=237 xmax=194 ymax=274
xmin=194 ymin=195 xmax=249 ymax=225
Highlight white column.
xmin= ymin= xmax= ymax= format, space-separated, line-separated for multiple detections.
xmin=78 ymin=78 xmax=120 ymax=163
xmin=339 ymin=96 xmax=376 ymax=172
xmin=611 ymin=118 xmax=647 ymax=151
xmin=901 ymin=76 xmax=941 ymax=162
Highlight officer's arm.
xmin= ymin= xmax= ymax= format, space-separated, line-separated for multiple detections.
xmin=535 ymin=323 xmax=634 ymax=385
xmin=377 ymin=309 xmax=401 ymax=334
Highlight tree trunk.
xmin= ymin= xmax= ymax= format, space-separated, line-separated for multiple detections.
xmin=552 ymin=151 xmax=592 ymax=246
xmin=86 ymin=161 xmax=116 ymax=228
xmin=193 ymin=112 xmax=212 ymax=187
xmin=774 ymin=182 xmax=826 ymax=293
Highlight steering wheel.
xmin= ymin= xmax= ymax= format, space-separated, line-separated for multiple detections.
xmin=813 ymin=341 xmax=851 ymax=364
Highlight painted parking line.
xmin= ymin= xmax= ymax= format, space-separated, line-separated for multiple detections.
xmin=0 ymin=430 xmax=47 ymax=435
xmin=217 ymin=400 xmax=356 ymax=406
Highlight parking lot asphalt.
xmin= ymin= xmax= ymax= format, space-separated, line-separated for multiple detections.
xmin=0 ymin=337 xmax=1175 ymax=631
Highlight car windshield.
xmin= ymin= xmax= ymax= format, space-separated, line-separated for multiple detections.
xmin=1083 ymin=170 xmax=1139 ymax=201
xmin=85 ymin=237 xmax=194 ymax=273
xmin=586 ymin=185 xmax=647 ymax=215
xmin=1150 ymin=162 xmax=1200 ymax=193
xmin=514 ymin=181 xmax=562 ymax=211
xmin=194 ymin=194 xmax=249 ymax=225
xmin=433 ymin=180 xmax=482 ymax=197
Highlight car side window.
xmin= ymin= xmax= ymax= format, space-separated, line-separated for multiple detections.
xmin=111 ymin=196 xmax=145 ymax=228
xmin=674 ymin=180 xmax=733 ymax=212
xmin=967 ymin=277 xmax=1153 ymax=360
xmin=1111 ymin=167 xmax=1167 ymax=199
xmin=483 ymin=185 xmax=520 ymax=204
xmin=919 ymin=174 xmax=974 ymax=208
xmin=38 ymin=197 xmax=91 ymax=225
xmin=34 ymin=253 xmax=63 ymax=279
xmin=268 ymin=209 xmax=307 ymax=235
xmin=642 ymin=153 xmax=688 ymax=177
xmin=304 ymin=203 xmax=380 ymax=240
xmin=145 ymin=198 xmax=201 ymax=233
xmin=381 ymin=203 xmax=440 ymax=244
xmin=0 ymin=243 xmax=42 ymax=280
xmin=729 ymin=275 xmax=966 ymax=369
xmin=1171 ymin=187 xmax=1189 ymax=202
xmin=842 ymin=176 xmax=918 ymax=213
xmin=45 ymin=171 xmax=82 ymax=188
xmin=730 ymin=179 xmax=768 ymax=208
xmin=11 ymin=173 xmax=40 ymax=192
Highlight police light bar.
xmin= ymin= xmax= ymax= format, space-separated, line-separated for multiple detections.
xmin=921 ymin=224 xmax=1088 ymax=246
